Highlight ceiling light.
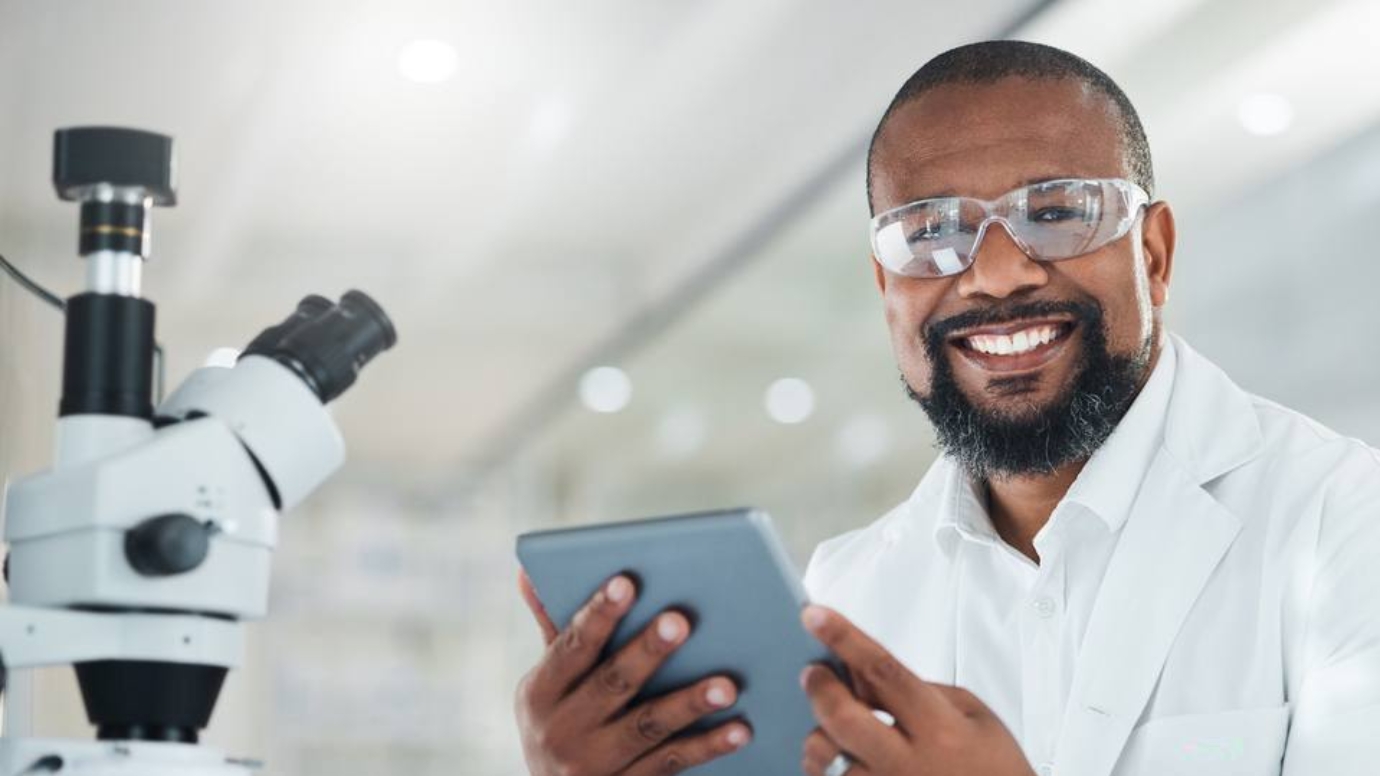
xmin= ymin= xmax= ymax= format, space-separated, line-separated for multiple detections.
xmin=579 ymin=366 xmax=632 ymax=414
xmin=1237 ymin=93 xmax=1294 ymax=137
xmin=765 ymin=378 xmax=815 ymax=425
xmin=397 ymin=39 xmax=459 ymax=85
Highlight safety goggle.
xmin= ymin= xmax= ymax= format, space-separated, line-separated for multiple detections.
xmin=870 ymin=178 xmax=1150 ymax=279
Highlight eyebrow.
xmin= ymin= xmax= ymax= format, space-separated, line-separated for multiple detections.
xmin=907 ymin=174 xmax=1074 ymax=202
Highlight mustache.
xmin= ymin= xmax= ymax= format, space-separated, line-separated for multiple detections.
xmin=922 ymin=299 xmax=1103 ymax=352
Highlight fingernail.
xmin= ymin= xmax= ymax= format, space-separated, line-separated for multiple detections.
xmin=799 ymin=665 xmax=815 ymax=689
xmin=706 ymin=682 xmax=731 ymax=708
xmin=802 ymin=605 xmax=828 ymax=631
xmin=606 ymin=576 xmax=631 ymax=603
xmin=726 ymin=725 xmax=750 ymax=747
xmin=657 ymin=613 xmax=684 ymax=642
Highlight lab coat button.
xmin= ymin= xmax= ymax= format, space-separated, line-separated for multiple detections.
xmin=1033 ymin=596 xmax=1057 ymax=618
xmin=1035 ymin=763 xmax=1054 ymax=776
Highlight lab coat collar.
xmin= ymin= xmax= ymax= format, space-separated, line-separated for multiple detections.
xmin=1159 ymin=332 xmax=1264 ymax=484
xmin=1060 ymin=333 xmax=1177 ymax=533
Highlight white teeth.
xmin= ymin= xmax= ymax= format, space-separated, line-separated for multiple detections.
xmin=964 ymin=324 xmax=1065 ymax=356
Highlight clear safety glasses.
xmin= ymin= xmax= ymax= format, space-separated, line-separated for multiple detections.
xmin=870 ymin=178 xmax=1150 ymax=279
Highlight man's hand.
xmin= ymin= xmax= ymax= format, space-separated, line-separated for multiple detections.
xmin=799 ymin=605 xmax=1034 ymax=776
xmin=514 ymin=570 xmax=752 ymax=776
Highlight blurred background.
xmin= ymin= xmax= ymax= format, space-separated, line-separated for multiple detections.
xmin=2 ymin=0 xmax=1379 ymax=773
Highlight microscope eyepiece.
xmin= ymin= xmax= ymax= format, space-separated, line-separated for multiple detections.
xmin=241 ymin=291 xmax=397 ymax=403
xmin=241 ymin=294 xmax=333 ymax=356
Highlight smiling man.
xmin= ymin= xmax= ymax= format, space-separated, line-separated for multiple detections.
xmin=799 ymin=41 xmax=1380 ymax=776
xmin=514 ymin=41 xmax=1380 ymax=776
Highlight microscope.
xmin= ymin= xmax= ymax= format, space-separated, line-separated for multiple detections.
xmin=0 ymin=127 xmax=396 ymax=773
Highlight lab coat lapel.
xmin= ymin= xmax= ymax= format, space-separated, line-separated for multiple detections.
xmin=1054 ymin=450 xmax=1243 ymax=776
xmin=1054 ymin=335 xmax=1261 ymax=776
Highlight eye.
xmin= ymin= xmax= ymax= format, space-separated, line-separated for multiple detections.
xmin=1032 ymin=206 xmax=1086 ymax=223
xmin=907 ymin=225 xmax=944 ymax=243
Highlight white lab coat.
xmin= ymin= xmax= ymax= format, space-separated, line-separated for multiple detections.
xmin=803 ymin=333 xmax=1380 ymax=776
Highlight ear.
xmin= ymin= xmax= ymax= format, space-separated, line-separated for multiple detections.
xmin=1140 ymin=201 xmax=1176 ymax=308
xmin=872 ymin=255 xmax=889 ymax=296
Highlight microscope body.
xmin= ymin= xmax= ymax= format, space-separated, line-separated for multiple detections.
xmin=0 ymin=127 xmax=395 ymax=774
xmin=7 ymin=355 xmax=346 ymax=619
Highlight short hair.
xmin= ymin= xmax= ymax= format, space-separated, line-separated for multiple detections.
xmin=866 ymin=40 xmax=1155 ymax=213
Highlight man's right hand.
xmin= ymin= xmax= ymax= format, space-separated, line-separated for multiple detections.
xmin=515 ymin=570 xmax=752 ymax=776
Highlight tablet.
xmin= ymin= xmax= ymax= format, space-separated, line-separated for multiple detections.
xmin=516 ymin=507 xmax=836 ymax=776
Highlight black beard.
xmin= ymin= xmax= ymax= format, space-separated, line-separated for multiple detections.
xmin=905 ymin=299 xmax=1152 ymax=482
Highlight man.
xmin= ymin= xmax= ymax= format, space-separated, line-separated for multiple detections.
xmin=513 ymin=41 xmax=1380 ymax=776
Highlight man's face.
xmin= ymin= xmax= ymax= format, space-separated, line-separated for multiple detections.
xmin=869 ymin=77 xmax=1174 ymax=478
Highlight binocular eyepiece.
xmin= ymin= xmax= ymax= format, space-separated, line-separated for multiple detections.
xmin=242 ymin=290 xmax=398 ymax=404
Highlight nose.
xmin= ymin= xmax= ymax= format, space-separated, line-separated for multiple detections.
xmin=955 ymin=219 xmax=1049 ymax=300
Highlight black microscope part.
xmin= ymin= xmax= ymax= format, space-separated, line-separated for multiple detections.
xmin=75 ymin=660 xmax=226 ymax=744
xmin=53 ymin=127 xmax=176 ymax=206
xmin=240 ymin=294 xmax=333 ymax=357
xmin=242 ymin=290 xmax=397 ymax=404
xmin=124 ymin=514 xmax=211 ymax=577
xmin=77 ymin=199 xmax=150 ymax=257
xmin=59 ymin=293 xmax=156 ymax=419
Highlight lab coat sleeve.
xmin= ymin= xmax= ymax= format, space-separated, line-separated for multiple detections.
xmin=1281 ymin=442 xmax=1380 ymax=775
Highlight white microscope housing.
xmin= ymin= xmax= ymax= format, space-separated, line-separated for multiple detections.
xmin=0 ymin=126 xmax=396 ymax=775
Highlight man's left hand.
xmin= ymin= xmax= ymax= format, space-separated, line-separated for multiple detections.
xmin=799 ymin=605 xmax=1035 ymax=776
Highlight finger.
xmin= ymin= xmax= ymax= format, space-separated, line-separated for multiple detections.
xmin=802 ymin=731 xmax=877 ymax=776
xmin=801 ymin=728 xmax=843 ymax=776
xmin=806 ymin=758 xmax=876 ymax=776
xmin=931 ymin=683 xmax=990 ymax=719
xmin=527 ymin=574 xmax=636 ymax=706
xmin=801 ymin=664 xmax=903 ymax=767
xmin=620 ymin=721 xmax=752 ymax=776
xmin=591 ymin=674 xmax=739 ymax=770
xmin=802 ymin=605 xmax=945 ymax=730
xmin=518 ymin=569 xmax=559 ymax=645
xmin=562 ymin=609 xmax=694 ymax=719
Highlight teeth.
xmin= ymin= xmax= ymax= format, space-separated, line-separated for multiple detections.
xmin=964 ymin=324 xmax=1065 ymax=356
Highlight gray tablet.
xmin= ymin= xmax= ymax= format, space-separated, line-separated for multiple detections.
xmin=516 ymin=507 xmax=836 ymax=776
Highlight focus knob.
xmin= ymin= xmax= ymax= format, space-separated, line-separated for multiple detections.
xmin=124 ymin=514 xmax=209 ymax=576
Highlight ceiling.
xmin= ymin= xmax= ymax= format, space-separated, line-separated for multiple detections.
xmin=2 ymin=0 xmax=1379 ymax=539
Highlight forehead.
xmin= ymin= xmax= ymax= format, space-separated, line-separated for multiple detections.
xmin=871 ymin=77 xmax=1129 ymax=209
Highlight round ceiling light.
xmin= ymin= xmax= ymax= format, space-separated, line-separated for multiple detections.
xmin=765 ymin=377 xmax=815 ymax=425
xmin=579 ymin=366 xmax=632 ymax=414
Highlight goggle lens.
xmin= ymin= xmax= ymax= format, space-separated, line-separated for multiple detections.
xmin=871 ymin=178 xmax=1149 ymax=278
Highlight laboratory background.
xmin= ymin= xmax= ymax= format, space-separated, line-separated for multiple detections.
xmin=2 ymin=0 xmax=1379 ymax=774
